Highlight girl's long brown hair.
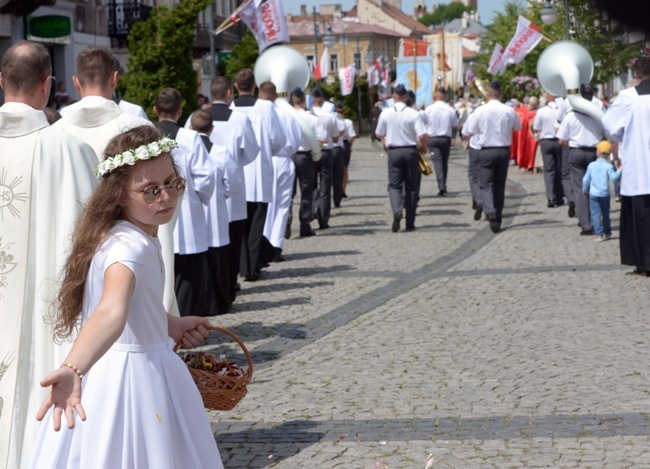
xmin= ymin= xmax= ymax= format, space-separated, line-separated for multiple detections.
xmin=51 ymin=125 xmax=164 ymax=341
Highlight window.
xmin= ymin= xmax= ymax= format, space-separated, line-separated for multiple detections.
xmin=330 ymin=54 xmax=338 ymax=72
xmin=354 ymin=52 xmax=361 ymax=72
xmin=306 ymin=54 xmax=315 ymax=70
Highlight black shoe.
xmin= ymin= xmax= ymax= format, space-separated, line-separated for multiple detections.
xmin=272 ymin=248 xmax=285 ymax=263
xmin=580 ymin=229 xmax=594 ymax=236
xmin=405 ymin=226 xmax=416 ymax=232
xmin=244 ymin=274 xmax=258 ymax=282
xmin=299 ymin=228 xmax=316 ymax=237
xmin=473 ymin=205 xmax=483 ymax=221
xmin=489 ymin=219 xmax=501 ymax=233
xmin=319 ymin=224 xmax=330 ymax=230
xmin=233 ymin=283 xmax=241 ymax=292
xmin=547 ymin=200 xmax=556 ymax=208
xmin=472 ymin=199 xmax=477 ymax=210
xmin=392 ymin=212 xmax=403 ymax=233
xmin=438 ymin=189 xmax=447 ymax=197
xmin=342 ymin=192 xmax=348 ymax=198
xmin=334 ymin=203 xmax=341 ymax=208
xmin=568 ymin=201 xmax=576 ymax=218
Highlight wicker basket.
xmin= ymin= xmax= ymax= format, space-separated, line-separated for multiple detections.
xmin=174 ymin=326 xmax=253 ymax=411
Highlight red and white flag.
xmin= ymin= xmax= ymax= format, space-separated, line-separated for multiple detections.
xmin=367 ymin=57 xmax=382 ymax=87
xmin=503 ymin=16 xmax=543 ymax=65
xmin=338 ymin=64 xmax=356 ymax=96
xmin=236 ymin=0 xmax=289 ymax=53
xmin=313 ymin=46 xmax=329 ymax=80
xmin=487 ymin=42 xmax=507 ymax=75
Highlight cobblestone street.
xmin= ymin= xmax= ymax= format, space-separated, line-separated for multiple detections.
xmin=205 ymin=136 xmax=649 ymax=468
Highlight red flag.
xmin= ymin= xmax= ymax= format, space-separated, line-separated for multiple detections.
xmin=436 ymin=53 xmax=451 ymax=71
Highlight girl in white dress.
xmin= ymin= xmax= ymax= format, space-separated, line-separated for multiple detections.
xmin=30 ymin=126 xmax=224 ymax=469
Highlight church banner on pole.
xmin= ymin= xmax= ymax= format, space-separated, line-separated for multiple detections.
xmin=396 ymin=57 xmax=433 ymax=108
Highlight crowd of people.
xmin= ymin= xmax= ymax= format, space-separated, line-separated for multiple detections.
xmin=1 ymin=38 xmax=649 ymax=468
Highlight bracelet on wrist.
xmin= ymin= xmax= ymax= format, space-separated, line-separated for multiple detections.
xmin=61 ymin=363 xmax=84 ymax=380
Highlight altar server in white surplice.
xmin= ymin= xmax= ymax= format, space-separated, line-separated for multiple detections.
xmin=155 ymin=88 xmax=216 ymax=317
xmin=0 ymin=41 xmax=98 ymax=469
xmin=259 ymin=82 xmax=303 ymax=260
xmin=190 ymin=110 xmax=234 ymax=315
xmin=231 ymin=69 xmax=286 ymax=281
xmin=55 ymin=46 xmax=152 ymax=161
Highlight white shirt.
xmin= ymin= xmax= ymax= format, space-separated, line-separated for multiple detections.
xmin=232 ymin=98 xmax=286 ymax=203
xmin=603 ymin=84 xmax=650 ymax=196
xmin=424 ymin=100 xmax=459 ymax=138
xmin=313 ymin=106 xmax=340 ymax=150
xmin=532 ymin=102 xmax=559 ymax=139
xmin=344 ymin=118 xmax=357 ymax=139
xmin=295 ymin=109 xmax=326 ymax=152
xmin=461 ymin=108 xmax=481 ymax=150
xmin=464 ymin=99 xmax=521 ymax=148
xmin=56 ymin=96 xmax=152 ymax=161
xmin=273 ymin=103 xmax=303 ymax=157
xmin=118 ymin=99 xmax=148 ymax=119
xmin=375 ymin=102 xmax=427 ymax=147
xmin=172 ymin=126 xmax=216 ymax=255
xmin=556 ymin=111 xmax=604 ymax=148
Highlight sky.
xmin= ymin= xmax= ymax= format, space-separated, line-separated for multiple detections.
xmin=284 ymin=0 xmax=509 ymax=25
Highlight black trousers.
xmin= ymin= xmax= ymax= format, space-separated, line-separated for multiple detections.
xmin=428 ymin=136 xmax=452 ymax=192
xmin=228 ymin=219 xmax=245 ymax=289
xmin=620 ymin=195 xmax=650 ymax=271
xmin=206 ymin=246 xmax=232 ymax=314
xmin=175 ymin=251 xmax=210 ymax=317
xmin=561 ymin=146 xmax=573 ymax=205
xmin=540 ymin=139 xmax=564 ymax=203
xmin=313 ymin=149 xmax=333 ymax=228
xmin=569 ymin=148 xmax=597 ymax=231
xmin=332 ymin=146 xmax=345 ymax=207
xmin=291 ymin=151 xmax=315 ymax=233
xmin=478 ymin=147 xmax=510 ymax=220
xmin=240 ymin=202 xmax=268 ymax=278
xmin=387 ymin=147 xmax=418 ymax=228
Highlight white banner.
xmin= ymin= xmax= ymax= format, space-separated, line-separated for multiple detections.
xmin=487 ymin=42 xmax=507 ymax=75
xmin=504 ymin=16 xmax=543 ymax=65
xmin=338 ymin=64 xmax=356 ymax=96
xmin=237 ymin=0 xmax=289 ymax=53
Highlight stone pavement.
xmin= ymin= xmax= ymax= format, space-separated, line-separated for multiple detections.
xmin=201 ymin=137 xmax=650 ymax=468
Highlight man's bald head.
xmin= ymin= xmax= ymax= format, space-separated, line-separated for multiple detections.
xmin=0 ymin=40 xmax=51 ymax=96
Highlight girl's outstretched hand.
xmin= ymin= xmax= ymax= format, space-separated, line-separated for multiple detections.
xmin=36 ymin=367 xmax=86 ymax=431
xmin=169 ymin=315 xmax=211 ymax=348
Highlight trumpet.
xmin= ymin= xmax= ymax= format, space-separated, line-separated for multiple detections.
xmin=469 ymin=78 xmax=490 ymax=104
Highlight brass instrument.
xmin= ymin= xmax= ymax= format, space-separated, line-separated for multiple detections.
xmin=469 ymin=78 xmax=490 ymax=103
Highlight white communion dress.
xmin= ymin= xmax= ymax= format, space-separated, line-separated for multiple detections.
xmin=29 ymin=221 xmax=224 ymax=469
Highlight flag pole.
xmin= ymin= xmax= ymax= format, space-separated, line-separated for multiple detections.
xmin=413 ymin=40 xmax=417 ymax=102
xmin=441 ymin=26 xmax=446 ymax=88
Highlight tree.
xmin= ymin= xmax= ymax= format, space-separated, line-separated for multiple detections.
xmin=474 ymin=0 xmax=641 ymax=100
xmin=221 ymin=29 xmax=259 ymax=82
xmin=419 ymin=2 xmax=474 ymax=27
xmin=117 ymin=0 xmax=212 ymax=123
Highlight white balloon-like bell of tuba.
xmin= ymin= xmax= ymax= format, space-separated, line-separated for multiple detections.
xmin=254 ymin=45 xmax=322 ymax=161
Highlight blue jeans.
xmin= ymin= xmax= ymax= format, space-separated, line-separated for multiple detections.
xmin=589 ymin=195 xmax=611 ymax=236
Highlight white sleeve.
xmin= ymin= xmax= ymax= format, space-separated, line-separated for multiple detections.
xmin=556 ymin=115 xmax=571 ymax=141
xmin=602 ymin=96 xmax=630 ymax=142
xmin=240 ymin=116 xmax=260 ymax=166
xmin=189 ymin=132 xmax=216 ymax=205
xmin=269 ymin=105 xmax=287 ymax=155
xmin=375 ymin=111 xmax=387 ymax=137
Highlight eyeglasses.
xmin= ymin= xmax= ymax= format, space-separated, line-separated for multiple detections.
xmin=130 ymin=177 xmax=186 ymax=204
xmin=41 ymin=75 xmax=55 ymax=84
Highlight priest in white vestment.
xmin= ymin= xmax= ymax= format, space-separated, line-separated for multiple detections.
xmin=0 ymin=41 xmax=98 ymax=469
xmin=602 ymin=56 xmax=650 ymax=276
xmin=51 ymin=46 xmax=177 ymax=312
xmin=231 ymin=69 xmax=286 ymax=281
xmin=258 ymin=82 xmax=303 ymax=259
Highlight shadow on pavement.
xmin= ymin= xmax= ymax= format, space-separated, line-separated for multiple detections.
xmin=286 ymin=250 xmax=361 ymax=261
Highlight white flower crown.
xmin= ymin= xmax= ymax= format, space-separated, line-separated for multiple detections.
xmin=94 ymin=137 xmax=179 ymax=179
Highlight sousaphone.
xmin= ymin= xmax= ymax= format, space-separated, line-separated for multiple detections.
xmin=536 ymin=40 xmax=604 ymax=121
xmin=254 ymin=45 xmax=322 ymax=161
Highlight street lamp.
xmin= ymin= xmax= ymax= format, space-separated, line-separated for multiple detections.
xmin=540 ymin=1 xmax=558 ymax=26
xmin=538 ymin=0 xmax=570 ymax=40
xmin=322 ymin=25 xmax=336 ymax=49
